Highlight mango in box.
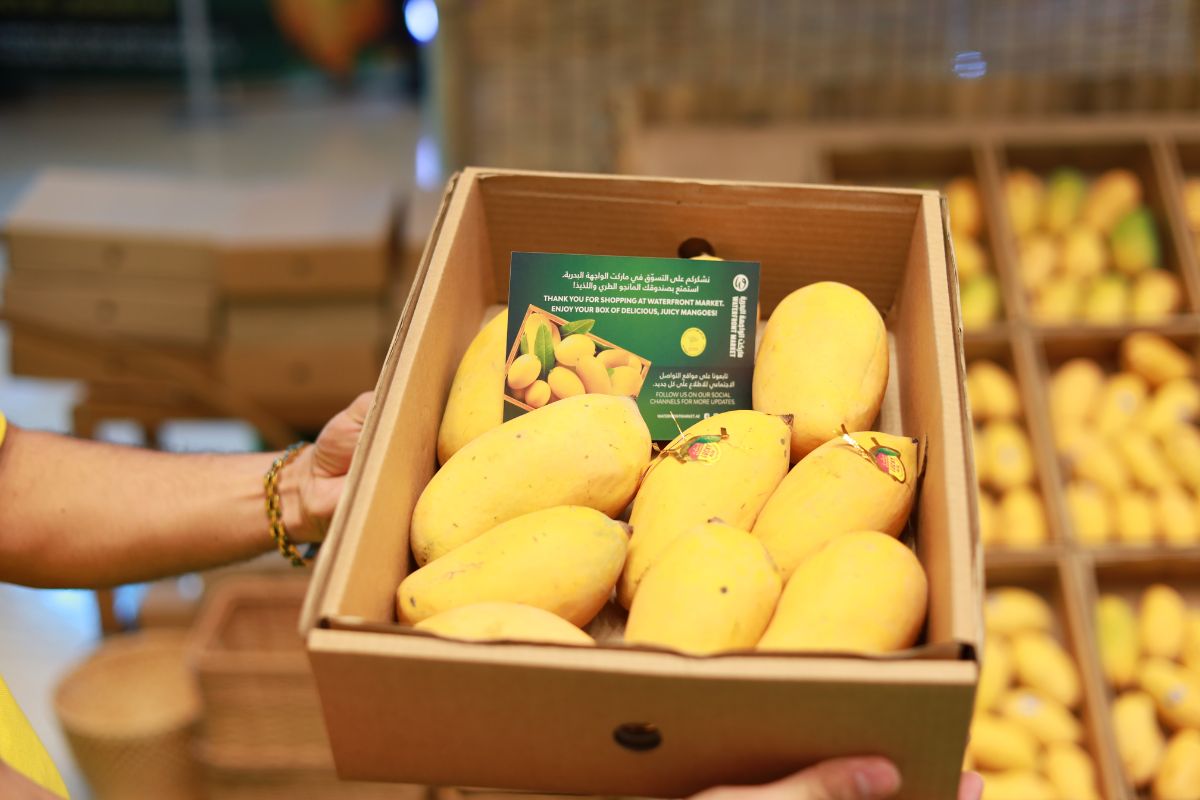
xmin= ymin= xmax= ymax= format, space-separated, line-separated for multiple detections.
xmin=1096 ymin=594 xmax=1140 ymax=689
xmin=1141 ymin=584 xmax=1187 ymax=660
xmin=1010 ymin=631 xmax=1081 ymax=709
xmin=1137 ymin=658 xmax=1200 ymax=730
xmin=998 ymin=688 xmax=1082 ymax=745
xmin=752 ymin=282 xmax=889 ymax=462
xmin=437 ymin=309 xmax=508 ymax=464
xmin=624 ymin=521 xmax=781 ymax=655
xmin=1113 ymin=690 xmax=1165 ymax=788
xmin=1154 ymin=729 xmax=1200 ymax=800
xmin=618 ymin=410 xmax=790 ymax=607
xmin=750 ymin=430 xmax=919 ymax=579
xmin=967 ymin=713 xmax=1039 ymax=771
xmin=984 ymin=587 xmax=1053 ymax=636
xmin=414 ymin=602 xmax=595 ymax=647
xmin=965 ymin=360 xmax=1021 ymax=423
xmin=398 ymin=506 xmax=628 ymax=627
xmin=410 ymin=394 xmax=650 ymax=565
xmin=1044 ymin=742 xmax=1101 ymax=800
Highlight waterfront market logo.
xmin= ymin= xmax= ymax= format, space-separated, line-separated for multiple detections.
xmin=733 ymin=274 xmax=749 ymax=291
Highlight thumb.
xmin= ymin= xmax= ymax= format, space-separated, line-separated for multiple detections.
xmin=693 ymin=758 xmax=901 ymax=800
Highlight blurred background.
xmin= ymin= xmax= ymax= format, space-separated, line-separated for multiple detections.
xmin=3 ymin=2 xmax=1200 ymax=799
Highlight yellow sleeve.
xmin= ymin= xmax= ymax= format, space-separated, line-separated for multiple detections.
xmin=0 ymin=676 xmax=69 ymax=798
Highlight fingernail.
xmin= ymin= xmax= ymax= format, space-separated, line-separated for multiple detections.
xmin=852 ymin=760 xmax=902 ymax=799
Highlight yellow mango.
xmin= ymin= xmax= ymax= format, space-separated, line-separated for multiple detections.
xmin=985 ymin=587 xmax=1053 ymax=636
xmin=979 ymin=491 xmax=1000 ymax=549
xmin=620 ymin=410 xmax=790 ymax=606
xmin=1011 ymin=631 xmax=1082 ymax=709
xmin=1113 ymin=690 xmax=1166 ymax=788
xmin=520 ymin=312 xmax=561 ymax=353
xmin=1055 ymin=420 xmax=1089 ymax=464
xmin=968 ymin=713 xmax=1040 ymax=771
xmin=999 ymin=688 xmax=1082 ymax=745
xmin=547 ymin=366 xmax=584 ymax=399
xmin=1133 ymin=269 xmax=1184 ymax=322
xmin=1141 ymin=584 xmax=1188 ymax=660
xmin=1071 ymin=437 xmax=1131 ymax=493
xmin=1083 ymin=168 xmax=1143 ymax=233
xmin=437 ymin=309 xmax=507 ymax=464
xmin=1044 ymin=742 xmax=1101 ymax=800
xmin=1060 ymin=225 xmax=1108 ymax=279
xmin=998 ymin=487 xmax=1048 ymax=548
xmin=524 ymin=380 xmax=550 ymax=409
xmin=1138 ymin=657 xmax=1200 ymax=730
xmin=1156 ymin=484 xmax=1200 ymax=545
xmin=1044 ymin=168 xmax=1087 ymax=233
xmin=978 ymin=770 xmax=1057 ymax=800
xmin=595 ymin=349 xmax=627 ymax=370
xmin=1114 ymin=489 xmax=1158 ymax=545
xmin=411 ymin=394 xmax=650 ymax=565
xmin=1032 ymin=275 xmax=1083 ymax=323
xmin=609 ymin=365 xmax=642 ymax=396
xmin=574 ymin=354 xmax=612 ymax=395
xmin=967 ymin=360 xmax=1022 ymax=423
xmin=1018 ymin=233 xmax=1058 ymax=292
xmin=625 ymin=521 xmax=782 ymax=655
xmin=1050 ymin=359 xmax=1104 ymax=427
xmin=751 ymin=431 xmax=919 ymax=579
xmin=1184 ymin=612 xmax=1200 ymax=673
xmin=554 ymin=333 xmax=596 ymax=367
xmin=1118 ymin=429 xmax=1176 ymax=490
xmin=979 ymin=421 xmax=1035 ymax=492
xmin=1139 ymin=378 xmax=1200 ymax=435
xmin=399 ymin=506 xmax=627 ymax=626
xmin=1160 ymin=423 xmax=1200 ymax=492
xmin=1094 ymin=372 xmax=1149 ymax=439
xmin=1066 ymin=481 xmax=1113 ymax=545
xmin=954 ymin=234 xmax=989 ymax=282
xmin=1082 ymin=273 xmax=1129 ymax=324
xmin=963 ymin=273 xmax=1003 ymax=329
xmin=1006 ymin=169 xmax=1045 ymax=239
xmin=757 ymin=531 xmax=926 ymax=653
xmin=752 ymin=282 xmax=889 ymax=461
xmin=976 ymin=636 xmax=1013 ymax=712
xmin=946 ymin=176 xmax=984 ymax=238
xmin=1096 ymin=594 xmax=1140 ymax=689
xmin=1154 ymin=729 xmax=1200 ymax=800
xmin=1122 ymin=332 xmax=1195 ymax=387
xmin=506 ymin=353 xmax=542 ymax=391
xmin=1185 ymin=177 xmax=1200 ymax=231
xmin=414 ymin=602 xmax=595 ymax=646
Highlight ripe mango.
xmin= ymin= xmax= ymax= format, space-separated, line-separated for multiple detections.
xmin=967 ymin=360 xmax=1022 ymax=422
xmin=968 ymin=713 xmax=1039 ymax=771
xmin=1114 ymin=489 xmax=1158 ymax=545
xmin=547 ymin=366 xmax=584 ymax=399
xmin=574 ymin=354 xmax=612 ymax=395
xmin=1154 ymin=729 xmax=1200 ymax=800
xmin=1122 ymin=332 xmax=1194 ymax=387
xmin=756 ymin=531 xmax=927 ymax=653
xmin=437 ymin=309 xmax=507 ymax=464
xmin=978 ymin=491 xmax=1000 ymax=549
xmin=977 ymin=770 xmax=1057 ymax=800
xmin=1184 ymin=612 xmax=1200 ymax=673
xmin=954 ymin=234 xmax=989 ymax=282
xmin=609 ymin=365 xmax=642 ymax=396
xmin=524 ymin=380 xmax=550 ymax=409
xmin=998 ymin=487 xmax=1048 ymax=548
xmin=1141 ymin=584 xmax=1188 ymax=660
xmin=961 ymin=274 xmax=1003 ymax=329
xmin=596 ymin=348 xmax=630 ymax=370
xmin=1094 ymin=372 xmax=1149 ymax=438
xmin=999 ymin=688 xmax=1082 ymax=745
xmin=625 ymin=521 xmax=781 ymax=655
xmin=1139 ymin=378 xmax=1200 ymax=435
xmin=1006 ymin=169 xmax=1045 ymax=239
xmin=976 ymin=636 xmax=1013 ymax=712
xmin=1113 ymin=690 xmax=1165 ymax=788
xmin=1072 ymin=440 xmax=1131 ymax=493
xmin=979 ymin=421 xmax=1035 ymax=492
xmin=411 ymin=394 xmax=650 ymax=565
xmin=619 ymin=410 xmax=789 ymax=606
xmin=1066 ymin=481 xmax=1112 ymax=545
xmin=1185 ymin=177 xmax=1200 ymax=231
xmin=1160 ymin=423 xmax=1200 ymax=492
xmin=1018 ymin=233 xmax=1057 ymax=292
xmin=751 ymin=431 xmax=919 ymax=579
xmin=507 ymin=353 xmax=541 ymax=391
xmin=1156 ymin=484 xmax=1200 ymax=545
xmin=1118 ymin=429 xmax=1177 ymax=489
xmin=1044 ymin=742 xmax=1101 ymax=800
xmin=985 ymin=587 xmax=1053 ymax=635
xmin=398 ymin=506 xmax=628 ymax=626
xmin=1031 ymin=275 xmax=1083 ymax=323
xmin=1082 ymin=273 xmax=1130 ymax=323
xmin=1011 ymin=631 xmax=1082 ymax=709
xmin=1043 ymin=167 xmax=1087 ymax=234
xmin=946 ymin=176 xmax=984 ymax=238
xmin=1096 ymin=594 xmax=1140 ymax=689
xmin=1138 ymin=657 xmax=1200 ymax=730
xmin=1060 ymin=226 xmax=1108 ymax=279
xmin=1111 ymin=208 xmax=1161 ymax=275
xmin=554 ymin=333 xmax=595 ymax=367
xmin=1050 ymin=359 xmax=1104 ymax=427
xmin=752 ymin=282 xmax=889 ymax=461
xmin=414 ymin=602 xmax=595 ymax=646
xmin=1132 ymin=269 xmax=1184 ymax=322
xmin=1083 ymin=168 xmax=1143 ymax=233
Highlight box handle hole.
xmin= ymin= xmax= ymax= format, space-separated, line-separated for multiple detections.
xmin=677 ymin=237 xmax=715 ymax=259
xmin=613 ymin=722 xmax=661 ymax=752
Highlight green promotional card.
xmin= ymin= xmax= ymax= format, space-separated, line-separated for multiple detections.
xmin=504 ymin=252 xmax=760 ymax=440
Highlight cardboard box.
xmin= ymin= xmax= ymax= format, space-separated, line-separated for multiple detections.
xmin=2 ymin=168 xmax=224 ymax=280
xmin=217 ymin=182 xmax=395 ymax=298
xmin=300 ymin=168 xmax=981 ymax=799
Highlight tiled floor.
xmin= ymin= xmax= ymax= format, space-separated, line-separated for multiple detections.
xmin=0 ymin=86 xmax=425 ymax=798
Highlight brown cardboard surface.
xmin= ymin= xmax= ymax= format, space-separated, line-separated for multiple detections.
xmin=224 ymin=302 xmax=385 ymax=346
xmin=5 ymin=268 xmax=217 ymax=346
xmin=219 ymin=344 xmax=380 ymax=405
xmin=616 ymin=125 xmax=823 ymax=184
xmin=301 ymin=169 xmax=980 ymax=797
xmin=8 ymin=325 xmax=212 ymax=385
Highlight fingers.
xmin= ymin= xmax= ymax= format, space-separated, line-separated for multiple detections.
xmin=693 ymin=758 xmax=900 ymax=800
xmin=957 ymin=771 xmax=983 ymax=800
xmin=346 ymin=391 xmax=375 ymax=425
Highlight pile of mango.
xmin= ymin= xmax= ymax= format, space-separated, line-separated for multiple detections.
xmin=399 ymin=281 xmax=929 ymax=656
xmin=1007 ymin=167 xmax=1179 ymax=324
xmin=1183 ymin=178 xmax=1200 ymax=254
xmin=1053 ymin=332 xmax=1200 ymax=547
xmin=1095 ymin=585 xmax=1200 ymax=798
xmin=967 ymin=360 xmax=1048 ymax=549
xmin=970 ymin=588 xmax=1100 ymax=800
xmin=945 ymin=177 xmax=1003 ymax=330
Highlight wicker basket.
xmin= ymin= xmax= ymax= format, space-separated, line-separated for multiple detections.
xmin=54 ymin=629 xmax=202 ymax=800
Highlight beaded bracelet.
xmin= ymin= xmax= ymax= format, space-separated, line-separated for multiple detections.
xmin=264 ymin=442 xmax=312 ymax=567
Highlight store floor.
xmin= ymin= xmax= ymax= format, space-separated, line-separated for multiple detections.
xmin=0 ymin=86 xmax=425 ymax=799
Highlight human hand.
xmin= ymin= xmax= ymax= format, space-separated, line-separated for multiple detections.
xmin=288 ymin=391 xmax=374 ymax=542
xmin=0 ymin=758 xmax=65 ymax=799
xmin=689 ymin=758 xmax=984 ymax=800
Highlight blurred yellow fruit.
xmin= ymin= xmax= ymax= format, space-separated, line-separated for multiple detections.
xmin=985 ymin=587 xmax=1053 ymax=636
xmin=1011 ymin=631 xmax=1082 ymax=708
xmin=1111 ymin=208 xmax=1160 ymax=275
xmin=1183 ymin=612 xmax=1200 ymax=673
xmin=1050 ymin=358 xmax=1104 ymax=427
xmin=1117 ymin=429 xmax=1176 ymax=490
xmin=1138 ymin=378 xmax=1200 ymax=435
xmin=1031 ymin=275 xmax=1083 ymax=323
xmin=1184 ymin=177 xmax=1200 ymax=231
xmin=998 ymin=487 xmax=1048 ymax=548
xmin=1096 ymin=594 xmax=1140 ymax=689
xmin=1154 ymin=729 xmax=1200 ymax=800
xmin=1018 ymin=234 xmax=1057 ymax=292
xmin=1094 ymin=372 xmax=1149 ymax=437
xmin=969 ymin=713 xmax=1040 ymax=771
xmin=1060 ymin=226 xmax=1108 ymax=279
xmin=1131 ymin=270 xmax=1184 ymax=322
xmin=976 ymin=636 xmax=1013 ymax=712
xmin=1044 ymin=741 xmax=1101 ymax=800
xmin=1113 ymin=690 xmax=1165 ymax=788
xmin=946 ymin=176 xmax=984 ymax=239
xmin=1005 ymin=169 xmax=1044 ymax=239
xmin=978 ymin=491 xmax=1000 ymax=549
xmin=1083 ymin=168 xmax=1143 ymax=233
xmin=1114 ymin=489 xmax=1158 ymax=545
xmin=999 ymin=688 xmax=1082 ymax=744
xmin=961 ymin=274 xmax=1003 ymax=329
xmin=1122 ymin=331 xmax=1195 ymax=387
xmin=1043 ymin=168 xmax=1088 ymax=235
xmin=967 ymin=360 xmax=1022 ymax=422
xmin=1159 ymin=423 xmax=1200 ymax=492
xmin=953 ymin=234 xmax=989 ymax=282
xmin=1138 ymin=657 xmax=1200 ymax=730
xmin=979 ymin=421 xmax=1035 ymax=491
xmin=1072 ymin=440 xmax=1130 ymax=493
xmin=1055 ymin=422 xmax=1089 ymax=465
xmin=978 ymin=770 xmax=1058 ymax=800
xmin=1141 ymin=584 xmax=1188 ymax=660
xmin=1155 ymin=485 xmax=1200 ymax=545
xmin=1066 ymin=481 xmax=1112 ymax=545
xmin=1081 ymin=274 xmax=1129 ymax=323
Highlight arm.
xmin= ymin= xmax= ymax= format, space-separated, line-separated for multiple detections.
xmin=0 ymin=392 xmax=372 ymax=589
